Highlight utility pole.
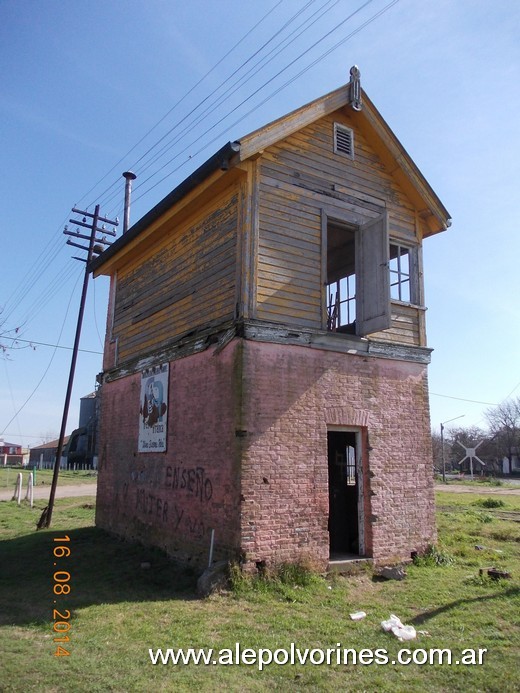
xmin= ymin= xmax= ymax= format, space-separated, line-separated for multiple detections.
xmin=37 ymin=205 xmax=118 ymax=529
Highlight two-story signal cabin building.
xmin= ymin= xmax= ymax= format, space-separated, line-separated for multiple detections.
xmin=91 ymin=69 xmax=450 ymax=572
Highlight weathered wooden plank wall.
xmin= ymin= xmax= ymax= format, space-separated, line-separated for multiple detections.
xmin=112 ymin=188 xmax=239 ymax=362
xmin=256 ymin=108 xmax=426 ymax=345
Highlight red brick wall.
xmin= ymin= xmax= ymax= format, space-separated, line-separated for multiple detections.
xmin=97 ymin=337 xmax=436 ymax=571
xmin=96 ymin=341 xmax=242 ymax=566
xmin=239 ymin=340 xmax=436 ymax=570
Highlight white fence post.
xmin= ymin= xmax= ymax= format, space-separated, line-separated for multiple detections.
xmin=25 ymin=472 xmax=34 ymax=508
xmin=14 ymin=472 xmax=23 ymax=505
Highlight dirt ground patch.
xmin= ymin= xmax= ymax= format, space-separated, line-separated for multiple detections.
xmin=435 ymin=483 xmax=520 ymax=495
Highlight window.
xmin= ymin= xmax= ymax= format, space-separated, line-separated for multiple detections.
xmin=325 ymin=214 xmax=391 ymax=336
xmin=389 ymin=243 xmax=411 ymax=302
xmin=334 ymin=122 xmax=354 ymax=159
xmin=324 ymin=213 xmax=422 ymax=336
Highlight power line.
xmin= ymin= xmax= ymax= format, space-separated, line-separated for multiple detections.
xmin=130 ymin=0 xmax=377 ymax=199
xmin=3 ymin=1 xmax=314 ymax=334
xmin=95 ymin=0 xmax=328 ymax=211
xmin=4 ymin=0 xmax=398 ymax=349
xmin=81 ymin=0 xmax=289 ymax=209
xmin=430 ymin=392 xmax=498 ymax=406
xmin=3 ymin=336 xmax=102 ymax=355
xmin=2 ymin=220 xmax=70 ymax=323
xmin=1 ymin=269 xmax=84 ymax=436
xmin=133 ymin=0 xmax=395 ymax=203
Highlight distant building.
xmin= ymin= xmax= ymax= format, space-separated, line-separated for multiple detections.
xmin=0 ymin=440 xmax=22 ymax=456
xmin=66 ymin=391 xmax=100 ymax=469
xmin=29 ymin=437 xmax=70 ymax=469
xmin=28 ymin=391 xmax=100 ymax=470
xmin=0 ymin=439 xmax=27 ymax=466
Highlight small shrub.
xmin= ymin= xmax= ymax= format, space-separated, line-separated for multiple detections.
xmin=472 ymin=498 xmax=505 ymax=509
xmin=229 ymin=560 xmax=322 ymax=598
xmin=482 ymin=477 xmax=503 ymax=487
xmin=276 ymin=561 xmax=319 ymax=587
xmin=413 ymin=544 xmax=455 ymax=567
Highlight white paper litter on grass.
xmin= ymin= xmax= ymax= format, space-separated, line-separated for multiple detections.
xmin=349 ymin=611 xmax=367 ymax=621
xmin=381 ymin=614 xmax=417 ymax=641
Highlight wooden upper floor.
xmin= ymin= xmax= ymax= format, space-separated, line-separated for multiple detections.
xmin=92 ymin=70 xmax=450 ymax=369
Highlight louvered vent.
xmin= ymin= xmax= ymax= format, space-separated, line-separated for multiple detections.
xmin=334 ymin=123 xmax=354 ymax=159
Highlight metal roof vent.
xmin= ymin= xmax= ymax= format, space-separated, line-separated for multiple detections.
xmin=334 ymin=122 xmax=354 ymax=159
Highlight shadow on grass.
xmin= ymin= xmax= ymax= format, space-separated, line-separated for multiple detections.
xmin=0 ymin=526 xmax=198 ymax=627
xmin=410 ymin=587 xmax=520 ymax=626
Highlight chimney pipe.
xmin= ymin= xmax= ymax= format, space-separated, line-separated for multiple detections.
xmin=122 ymin=171 xmax=137 ymax=234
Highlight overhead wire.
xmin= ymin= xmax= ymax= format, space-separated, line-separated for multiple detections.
xmin=6 ymin=0 xmax=501 ymax=438
xmin=430 ymin=392 xmax=499 ymax=406
xmin=2 ymin=2 xmax=314 ymax=361
xmin=115 ymin=0 xmax=342 ymax=189
xmin=5 ymin=5 xmax=302 ymax=337
xmin=95 ymin=0 xmax=328 ymax=211
xmin=132 ymin=0 xmax=393 ymax=203
xmin=2 ymin=216 xmax=70 ymax=324
xmin=1 ymin=267 xmax=84 ymax=436
xmin=81 ymin=0 xmax=289 ymax=210
xmin=2 ymin=337 xmax=102 ymax=355
xmin=4 ymin=0 xmax=399 ymax=391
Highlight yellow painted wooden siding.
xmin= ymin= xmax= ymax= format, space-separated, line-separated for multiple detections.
xmin=370 ymin=303 xmax=426 ymax=347
xmin=256 ymin=109 xmax=424 ymax=344
xmin=113 ymin=190 xmax=239 ymax=363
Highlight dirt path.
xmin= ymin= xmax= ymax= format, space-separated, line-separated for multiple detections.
xmin=0 ymin=482 xmax=97 ymax=503
xmin=3 ymin=481 xmax=517 ymax=502
xmin=434 ymin=483 xmax=520 ymax=495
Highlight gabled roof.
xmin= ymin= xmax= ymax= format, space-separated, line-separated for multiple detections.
xmin=238 ymin=82 xmax=451 ymax=235
xmin=30 ymin=437 xmax=70 ymax=451
xmin=91 ymin=70 xmax=450 ymax=275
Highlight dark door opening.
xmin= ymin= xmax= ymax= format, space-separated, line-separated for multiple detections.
xmin=328 ymin=431 xmax=359 ymax=556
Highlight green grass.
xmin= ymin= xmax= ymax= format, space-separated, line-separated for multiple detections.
xmin=0 ymin=467 xmax=97 ymax=490
xmin=440 ymin=476 xmax=518 ymax=488
xmin=0 ymin=491 xmax=519 ymax=692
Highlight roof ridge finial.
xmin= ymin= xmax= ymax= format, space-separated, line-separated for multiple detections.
xmin=349 ymin=65 xmax=362 ymax=111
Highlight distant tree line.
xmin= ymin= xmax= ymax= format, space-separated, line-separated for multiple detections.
xmin=432 ymin=397 xmax=520 ymax=476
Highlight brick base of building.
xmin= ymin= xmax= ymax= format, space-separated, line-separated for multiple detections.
xmin=95 ymin=336 xmax=436 ymax=572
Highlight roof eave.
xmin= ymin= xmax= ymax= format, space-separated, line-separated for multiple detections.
xmin=90 ymin=141 xmax=240 ymax=275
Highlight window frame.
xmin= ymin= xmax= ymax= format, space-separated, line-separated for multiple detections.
xmin=388 ymin=240 xmax=422 ymax=308
xmin=322 ymin=209 xmax=391 ymax=336
xmin=322 ymin=208 xmax=425 ymax=336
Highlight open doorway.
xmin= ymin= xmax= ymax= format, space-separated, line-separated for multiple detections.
xmin=328 ymin=430 xmax=361 ymax=557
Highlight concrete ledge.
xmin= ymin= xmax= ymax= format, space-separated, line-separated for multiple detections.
xmin=328 ymin=556 xmax=373 ymax=574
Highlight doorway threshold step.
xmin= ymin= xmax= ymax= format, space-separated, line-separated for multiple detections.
xmin=328 ymin=556 xmax=373 ymax=574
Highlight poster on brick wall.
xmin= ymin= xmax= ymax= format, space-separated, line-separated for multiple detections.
xmin=138 ymin=363 xmax=169 ymax=453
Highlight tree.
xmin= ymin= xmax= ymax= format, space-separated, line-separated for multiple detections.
xmin=448 ymin=425 xmax=495 ymax=475
xmin=485 ymin=397 xmax=520 ymax=465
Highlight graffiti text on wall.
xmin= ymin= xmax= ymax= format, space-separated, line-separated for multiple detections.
xmin=164 ymin=465 xmax=213 ymax=503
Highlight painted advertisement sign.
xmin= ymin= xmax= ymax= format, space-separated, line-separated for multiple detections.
xmin=138 ymin=363 xmax=169 ymax=452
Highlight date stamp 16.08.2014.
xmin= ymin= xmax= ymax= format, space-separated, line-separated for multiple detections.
xmin=52 ymin=535 xmax=72 ymax=657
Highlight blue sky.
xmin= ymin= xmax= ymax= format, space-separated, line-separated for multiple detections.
xmin=1 ymin=0 xmax=519 ymax=446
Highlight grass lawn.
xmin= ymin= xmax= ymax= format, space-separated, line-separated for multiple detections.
xmin=0 ymin=467 xmax=97 ymax=490
xmin=0 ymin=491 xmax=518 ymax=692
